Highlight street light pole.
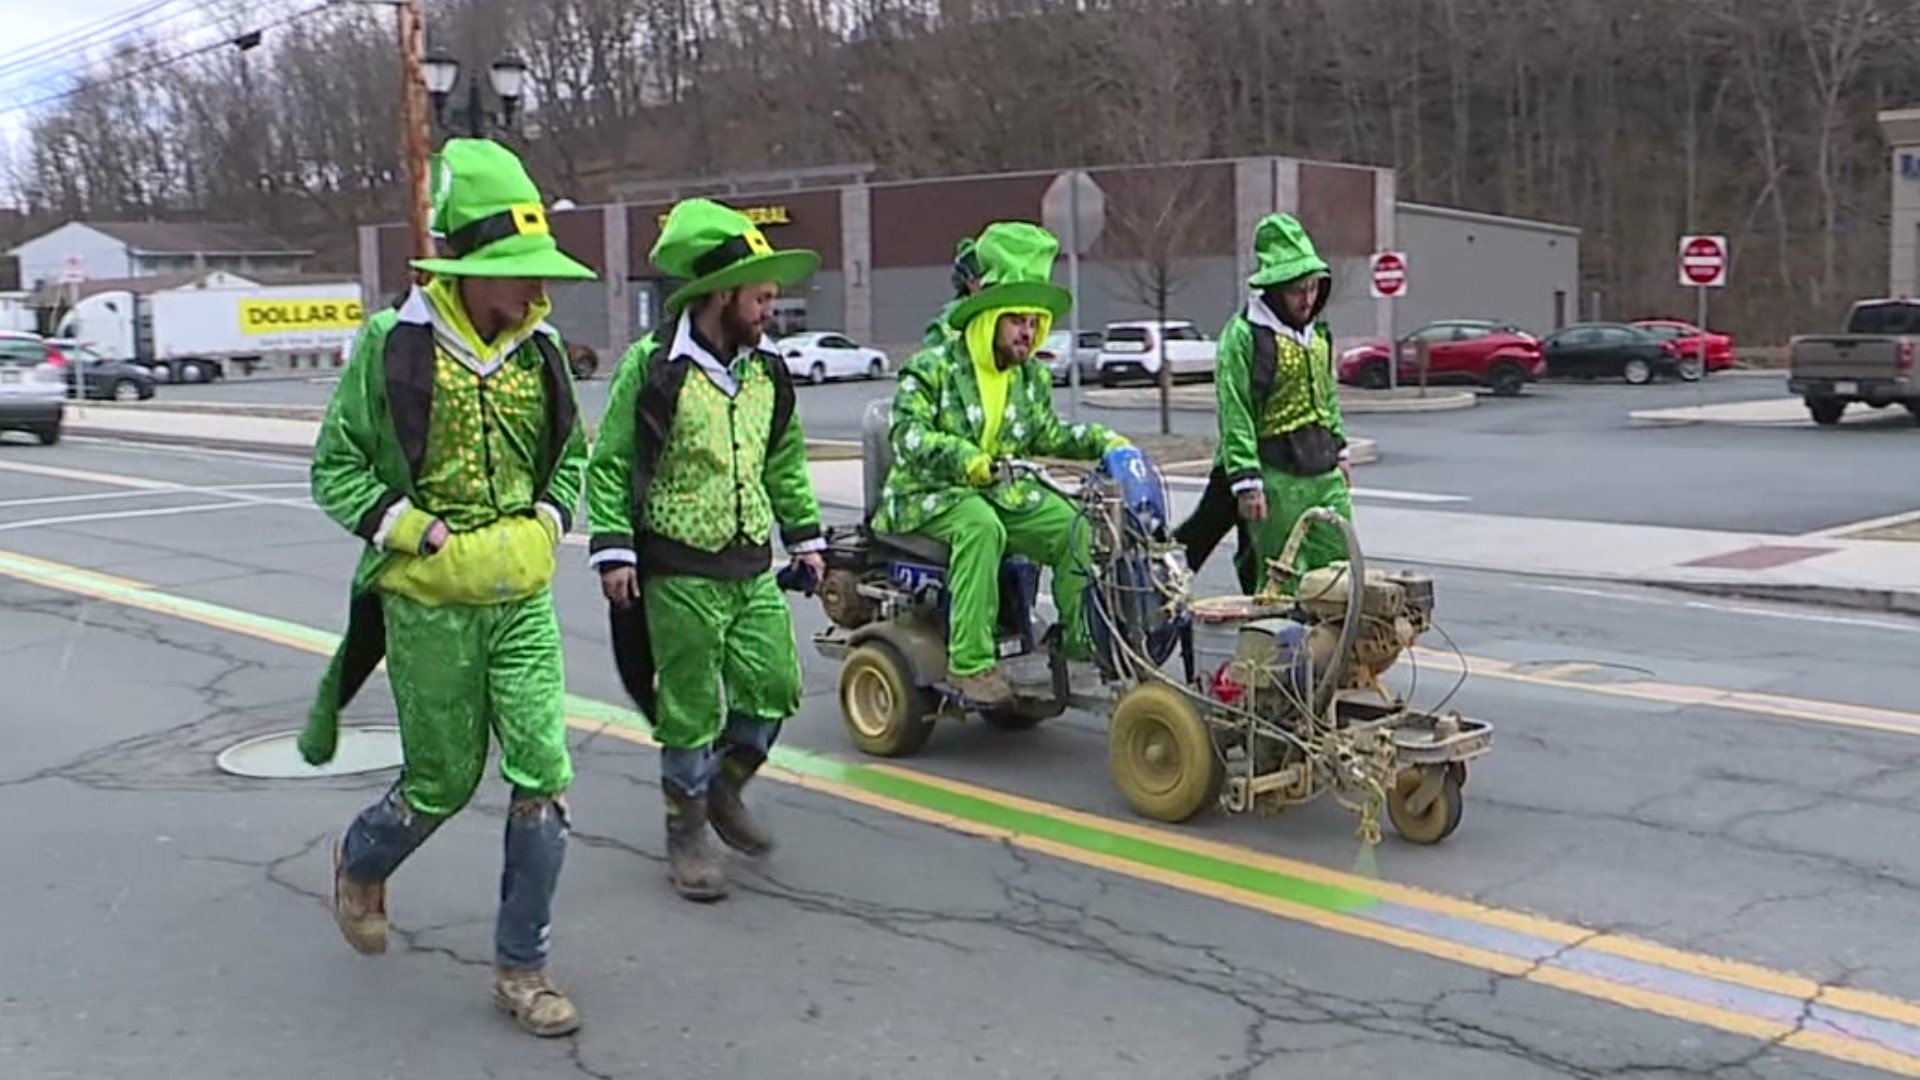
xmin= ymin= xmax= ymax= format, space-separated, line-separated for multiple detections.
xmin=397 ymin=0 xmax=432 ymax=261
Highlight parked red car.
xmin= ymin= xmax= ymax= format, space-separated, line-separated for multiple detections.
xmin=1337 ymin=319 xmax=1545 ymax=396
xmin=1630 ymin=319 xmax=1735 ymax=373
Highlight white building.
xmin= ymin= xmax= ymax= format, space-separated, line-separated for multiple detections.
xmin=8 ymin=221 xmax=310 ymax=292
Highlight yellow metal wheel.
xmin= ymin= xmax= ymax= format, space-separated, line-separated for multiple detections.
xmin=1108 ymin=682 xmax=1223 ymax=823
xmin=839 ymin=642 xmax=935 ymax=758
xmin=1386 ymin=767 xmax=1464 ymax=845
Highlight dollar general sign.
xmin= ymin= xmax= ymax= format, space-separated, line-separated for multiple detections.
xmin=240 ymin=298 xmax=365 ymax=335
xmin=656 ymin=205 xmax=792 ymax=228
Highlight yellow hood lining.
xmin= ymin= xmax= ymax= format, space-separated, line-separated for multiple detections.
xmin=964 ymin=306 xmax=1053 ymax=454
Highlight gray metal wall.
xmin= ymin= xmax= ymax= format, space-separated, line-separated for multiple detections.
xmin=870 ymin=257 xmax=1243 ymax=358
xmin=867 ymin=252 xmax=1431 ymax=357
xmin=545 ymin=281 xmax=610 ymax=351
xmin=1389 ymin=203 xmax=1580 ymax=336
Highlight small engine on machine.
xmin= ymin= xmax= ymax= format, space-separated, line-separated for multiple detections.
xmin=1212 ymin=566 xmax=1437 ymax=720
xmin=1294 ymin=565 xmax=1435 ymax=692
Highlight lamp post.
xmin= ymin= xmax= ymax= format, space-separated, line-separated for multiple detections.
xmin=423 ymin=47 xmax=528 ymax=139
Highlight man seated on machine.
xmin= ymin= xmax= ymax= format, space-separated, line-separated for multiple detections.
xmin=869 ymin=222 xmax=1132 ymax=707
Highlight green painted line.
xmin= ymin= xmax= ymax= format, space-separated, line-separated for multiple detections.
xmin=0 ymin=550 xmax=1378 ymax=916
xmin=771 ymin=749 xmax=1379 ymax=913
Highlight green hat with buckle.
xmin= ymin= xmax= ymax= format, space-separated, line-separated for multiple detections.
xmin=1246 ymin=213 xmax=1330 ymax=289
xmin=410 ymin=138 xmax=598 ymax=280
xmin=653 ymin=198 xmax=821 ymax=316
xmin=944 ymin=221 xmax=1072 ymax=330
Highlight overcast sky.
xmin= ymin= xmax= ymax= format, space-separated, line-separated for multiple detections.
xmin=0 ymin=0 xmax=222 ymax=196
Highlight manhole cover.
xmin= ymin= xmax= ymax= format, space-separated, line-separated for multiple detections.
xmin=215 ymin=726 xmax=404 ymax=779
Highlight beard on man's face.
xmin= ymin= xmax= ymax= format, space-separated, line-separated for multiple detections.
xmin=720 ymin=297 xmax=763 ymax=347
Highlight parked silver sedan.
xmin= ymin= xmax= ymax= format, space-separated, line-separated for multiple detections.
xmin=0 ymin=332 xmax=66 ymax=445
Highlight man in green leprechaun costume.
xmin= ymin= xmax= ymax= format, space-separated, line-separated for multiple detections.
xmin=586 ymin=198 xmax=826 ymax=902
xmin=298 ymin=138 xmax=592 ymax=1037
xmin=873 ymin=221 xmax=1129 ymax=706
xmin=1198 ymin=212 xmax=1354 ymax=593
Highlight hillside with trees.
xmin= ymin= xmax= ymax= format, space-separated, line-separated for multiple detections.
xmin=10 ymin=0 xmax=1918 ymax=342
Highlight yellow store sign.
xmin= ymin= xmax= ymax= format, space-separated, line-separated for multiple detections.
xmin=240 ymin=298 xmax=364 ymax=335
xmin=657 ymin=205 xmax=792 ymax=228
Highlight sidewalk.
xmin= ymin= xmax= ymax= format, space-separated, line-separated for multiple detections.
xmin=1631 ymin=395 xmax=1917 ymax=428
xmin=1083 ymin=385 xmax=1477 ymax=414
xmin=62 ymin=404 xmax=1920 ymax=615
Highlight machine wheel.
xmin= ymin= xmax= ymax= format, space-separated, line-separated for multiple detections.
xmin=839 ymin=642 xmax=936 ymax=758
xmin=1108 ymin=682 xmax=1223 ymax=823
xmin=1386 ymin=767 xmax=1464 ymax=845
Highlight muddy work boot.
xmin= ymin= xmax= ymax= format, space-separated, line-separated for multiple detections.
xmin=709 ymin=748 xmax=775 ymax=857
xmin=663 ymin=785 xmax=729 ymax=902
xmin=332 ymin=838 xmax=388 ymax=956
xmin=492 ymin=968 xmax=581 ymax=1037
xmin=947 ymin=666 xmax=1015 ymax=708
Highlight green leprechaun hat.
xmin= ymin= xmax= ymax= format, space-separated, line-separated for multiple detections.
xmin=411 ymin=138 xmax=598 ymax=280
xmin=944 ymin=221 xmax=1072 ymax=331
xmin=1246 ymin=212 xmax=1331 ymax=290
xmin=653 ymin=198 xmax=821 ymax=316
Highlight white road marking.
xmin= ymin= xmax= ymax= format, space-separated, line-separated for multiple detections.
xmin=1349 ymin=487 xmax=1471 ymax=504
xmin=0 ymin=482 xmax=308 ymax=510
xmin=0 ymin=499 xmax=310 ymax=534
xmin=0 ymin=458 xmax=190 ymax=491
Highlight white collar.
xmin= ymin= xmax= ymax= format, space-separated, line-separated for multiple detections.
xmin=412 ymin=285 xmax=542 ymax=378
xmin=666 ymin=311 xmax=778 ymax=397
xmin=1246 ymin=293 xmax=1316 ymax=348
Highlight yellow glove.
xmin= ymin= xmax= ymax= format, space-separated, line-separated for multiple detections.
xmin=966 ymin=454 xmax=994 ymax=487
xmin=1102 ymin=433 xmax=1132 ymax=451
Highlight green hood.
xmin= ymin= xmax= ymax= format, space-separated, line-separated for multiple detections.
xmin=1246 ymin=213 xmax=1331 ymax=290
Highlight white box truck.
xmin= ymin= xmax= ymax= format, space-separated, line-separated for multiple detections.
xmin=54 ymin=274 xmax=365 ymax=384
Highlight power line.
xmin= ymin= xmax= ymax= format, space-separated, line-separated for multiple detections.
xmin=0 ymin=0 xmax=336 ymax=120
xmin=0 ymin=0 xmax=190 ymax=87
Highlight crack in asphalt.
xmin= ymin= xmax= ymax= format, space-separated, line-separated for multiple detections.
xmin=1470 ymin=789 xmax=1920 ymax=899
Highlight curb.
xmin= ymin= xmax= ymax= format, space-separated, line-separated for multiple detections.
xmin=1646 ymin=579 xmax=1920 ymax=616
xmin=1081 ymin=389 xmax=1476 ymax=415
xmin=1314 ymin=550 xmax=1920 ymax=619
xmin=66 ymin=426 xmax=311 ymax=459
xmin=66 ymin=422 xmax=869 ymax=462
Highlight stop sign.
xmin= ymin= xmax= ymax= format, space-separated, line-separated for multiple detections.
xmin=1369 ymin=251 xmax=1408 ymax=299
xmin=1678 ymin=234 xmax=1728 ymax=288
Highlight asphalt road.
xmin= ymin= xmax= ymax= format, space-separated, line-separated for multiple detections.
xmin=6 ymin=437 xmax=1920 ymax=1077
xmin=158 ymin=369 xmax=1915 ymax=536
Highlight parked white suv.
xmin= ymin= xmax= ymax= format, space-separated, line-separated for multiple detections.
xmin=1095 ymin=320 xmax=1217 ymax=386
xmin=0 ymin=332 xmax=68 ymax=445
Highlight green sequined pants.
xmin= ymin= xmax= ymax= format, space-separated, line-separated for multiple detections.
xmin=1245 ymin=467 xmax=1355 ymax=593
xmin=644 ymin=571 xmax=801 ymax=753
xmin=383 ymin=587 xmax=574 ymax=818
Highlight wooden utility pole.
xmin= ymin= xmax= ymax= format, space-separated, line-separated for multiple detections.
xmin=398 ymin=0 xmax=433 ymax=261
